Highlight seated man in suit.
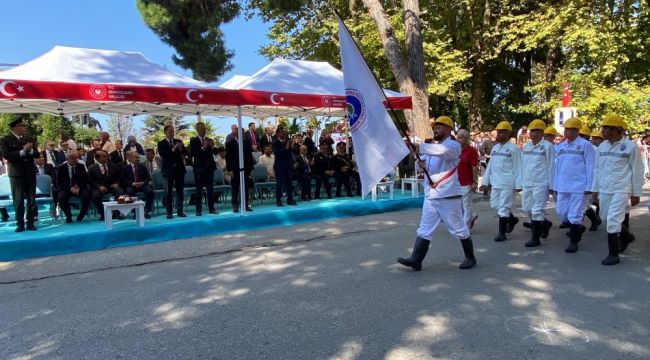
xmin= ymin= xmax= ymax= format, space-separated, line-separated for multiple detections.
xmin=143 ymin=148 xmax=161 ymax=175
xmin=312 ymin=143 xmax=335 ymax=199
xmin=88 ymin=150 xmax=124 ymax=221
xmin=110 ymin=139 xmax=127 ymax=166
xmin=122 ymin=151 xmax=154 ymax=219
xmin=85 ymin=139 xmax=102 ymax=167
xmin=293 ymin=145 xmax=312 ymax=201
xmin=56 ymin=150 xmax=91 ymax=223
xmin=333 ymin=142 xmax=361 ymax=197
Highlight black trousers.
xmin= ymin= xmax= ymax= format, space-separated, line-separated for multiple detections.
xmin=294 ymin=173 xmax=311 ymax=199
xmin=58 ymin=188 xmax=91 ymax=219
xmin=92 ymin=187 xmax=124 ymax=214
xmin=336 ymin=171 xmax=361 ymax=196
xmin=164 ymin=173 xmax=185 ymax=215
xmin=10 ymin=175 xmax=36 ymax=226
xmin=275 ymin=168 xmax=294 ymax=202
xmin=194 ymin=170 xmax=215 ymax=212
xmin=314 ymin=175 xmax=332 ymax=198
xmin=230 ymin=171 xmax=251 ymax=208
xmin=125 ymin=185 xmax=154 ymax=213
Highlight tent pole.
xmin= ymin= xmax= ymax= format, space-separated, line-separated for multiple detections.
xmin=237 ymin=106 xmax=246 ymax=216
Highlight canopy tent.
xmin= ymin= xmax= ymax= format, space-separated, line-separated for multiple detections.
xmin=220 ymin=58 xmax=412 ymax=118
xmin=0 ymin=46 xmax=241 ymax=116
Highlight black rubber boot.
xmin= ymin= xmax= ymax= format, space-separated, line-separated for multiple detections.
xmin=459 ymin=238 xmax=477 ymax=269
xmin=559 ymin=221 xmax=570 ymax=229
xmin=565 ymin=224 xmax=583 ymax=253
xmin=523 ymin=222 xmax=531 ymax=229
xmin=586 ymin=207 xmax=601 ymax=231
xmin=495 ymin=217 xmax=508 ymax=242
xmin=397 ymin=237 xmax=430 ymax=271
xmin=601 ymin=233 xmax=621 ymax=266
xmin=619 ymin=213 xmax=635 ymax=253
xmin=525 ymin=221 xmax=542 ymax=247
xmin=506 ymin=212 xmax=519 ymax=233
xmin=540 ymin=220 xmax=552 ymax=239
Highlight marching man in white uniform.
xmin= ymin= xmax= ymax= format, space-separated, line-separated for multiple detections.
xmin=552 ymin=117 xmax=595 ymax=253
xmin=579 ymin=126 xmax=603 ymax=231
xmin=591 ymin=114 xmax=644 ymax=265
xmin=397 ymin=116 xmax=477 ymax=271
xmin=480 ymin=121 xmax=522 ymax=242
xmin=520 ymin=119 xmax=554 ymax=247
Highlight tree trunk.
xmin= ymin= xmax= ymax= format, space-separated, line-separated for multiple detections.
xmin=544 ymin=43 xmax=561 ymax=102
xmin=468 ymin=63 xmax=485 ymax=131
xmin=362 ymin=0 xmax=432 ymax=140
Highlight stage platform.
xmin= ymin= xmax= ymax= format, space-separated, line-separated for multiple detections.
xmin=0 ymin=194 xmax=424 ymax=261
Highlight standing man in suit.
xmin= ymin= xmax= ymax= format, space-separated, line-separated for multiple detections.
xmin=303 ymin=129 xmax=317 ymax=154
xmin=157 ymin=125 xmax=187 ymax=219
xmin=122 ymin=151 xmax=154 ymax=219
xmin=110 ymin=139 xmax=127 ymax=167
xmin=259 ymin=126 xmax=275 ymax=150
xmin=272 ymin=127 xmax=297 ymax=207
xmin=189 ymin=122 xmax=218 ymax=215
xmin=225 ymin=127 xmax=254 ymax=212
xmin=247 ymin=122 xmax=260 ymax=153
xmin=56 ymin=150 xmax=91 ymax=223
xmin=0 ymin=118 xmax=38 ymax=232
xmin=88 ymin=150 xmax=124 ymax=221
xmin=294 ymin=145 xmax=312 ymax=201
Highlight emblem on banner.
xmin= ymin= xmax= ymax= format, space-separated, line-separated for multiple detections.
xmin=0 ymin=80 xmax=23 ymax=97
xmin=620 ymin=144 xmax=626 ymax=151
xmin=321 ymin=96 xmax=333 ymax=107
xmin=345 ymin=88 xmax=366 ymax=132
xmin=89 ymin=84 xmax=108 ymax=100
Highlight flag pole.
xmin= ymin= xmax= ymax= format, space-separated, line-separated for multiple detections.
xmin=333 ymin=10 xmax=434 ymax=186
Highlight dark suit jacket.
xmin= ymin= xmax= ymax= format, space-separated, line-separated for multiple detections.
xmin=0 ymin=134 xmax=38 ymax=177
xmin=56 ymin=162 xmax=89 ymax=191
xmin=88 ymin=162 xmax=122 ymax=189
xmin=272 ymin=138 xmax=293 ymax=171
xmin=85 ymin=150 xmax=98 ymax=167
xmin=123 ymin=143 xmax=145 ymax=156
xmin=313 ymin=153 xmax=335 ymax=176
xmin=35 ymin=163 xmax=56 ymax=178
xmin=109 ymin=149 xmax=127 ymax=166
xmin=189 ymin=137 xmax=217 ymax=173
xmin=259 ymin=134 xmax=275 ymax=150
xmin=303 ymin=136 xmax=317 ymax=154
xmin=245 ymin=130 xmax=260 ymax=149
xmin=225 ymin=137 xmax=254 ymax=174
xmin=121 ymin=162 xmax=151 ymax=188
xmin=157 ymin=138 xmax=187 ymax=177
xmin=293 ymin=154 xmax=312 ymax=176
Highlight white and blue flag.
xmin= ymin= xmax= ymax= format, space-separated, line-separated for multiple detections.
xmin=338 ymin=18 xmax=410 ymax=196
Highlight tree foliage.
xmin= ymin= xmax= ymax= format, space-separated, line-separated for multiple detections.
xmin=141 ymin=115 xmax=190 ymax=148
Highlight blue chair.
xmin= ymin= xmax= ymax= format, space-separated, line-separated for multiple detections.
xmin=151 ymin=170 xmax=165 ymax=215
xmin=253 ymin=164 xmax=275 ymax=204
xmin=0 ymin=176 xmax=13 ymax=210
xmin=35 ymin=175 xmax=55 ymax=218
xmin=213 ymin=168 xmax=230 ymax=203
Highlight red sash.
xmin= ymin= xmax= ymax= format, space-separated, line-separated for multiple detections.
xmin=430 ymin=167 xmax=458 ymax=188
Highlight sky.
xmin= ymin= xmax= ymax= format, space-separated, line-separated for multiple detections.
xmin=0 ymin=0 xmax=271 ymax=137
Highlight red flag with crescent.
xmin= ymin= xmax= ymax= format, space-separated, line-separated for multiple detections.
xmin=562 ymin=82 xmax=570 ymax=107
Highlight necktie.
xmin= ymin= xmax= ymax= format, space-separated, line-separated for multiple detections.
xmin=133 ymin=164 xmax=140 ymax=182
xmin=169 ymin=139 xmax=174 ymax=147
xmin=267 ymin=135 xmax=271 ymax=143
xmin=71 ymin=166 xmax=76 ymax=186
xmin=102 ymin=164 xmax=107 ymax=175
xmin=49 ymin=151 xmax=55 ymax=164
xmin=147 ymin=161 xmax=153 ymax=174
xmin=119 ymin=151 xmax=123 ymax=161
xmin=304 ymin=156 xmax=310 ymax=174
xmin=200 ymin=137 xmax=205 ymax=147
xmin=251 ymin=132 xmax=257 ymax=147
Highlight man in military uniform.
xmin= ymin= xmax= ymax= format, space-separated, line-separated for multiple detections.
xmin=397 ymin=116 xmax=476 ymax=271
xmin=0 ymin=118 xmax=38 ymax=232
xmin=520 ymin=120 xmax=554 ymax=247
xmin=552 ymin=117 xmax=596 ymax=253
xmin=480 ymin=121 xmax=522 ymax=242
xmin=312 ymin=143 xmax=335 ymax=199
xmin=333 ymin=142 xmax=361 ymax=197
xmin=592 ymin=114 xmax=645 ymax=265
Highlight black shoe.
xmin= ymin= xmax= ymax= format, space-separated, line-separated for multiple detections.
xmin=506 ymin=213 xmax=519 ymax=233
xmin=145 ymin=212 xmax=152 ymax=219
xmin=233 ymin=207 xmax=239 ymax=213
xmin=65 ymin=217 xmax=73 ymax=224
xmin=523 ymin=221 xmax=532 ymax=229
xmin=347 ymin=193 xmax=355 ymax=197
xmin=26 ymin=224 xmax=37 ymax=231
xmin=335 ymin=193 xmax=343 ymax=198
xmin=525 ymin=221 xmax=542 ymax=247
xmin=76 ymin=214 xmax=85 ymax=222
xmin=495 ymin=217 xmax=508 ymax=242
xmin=541 ymin=220 xmax=552 ymax=239
xmin=166 ymin=214 xmax=173 ymax=219
xmin=459 ymin=238 xmax=477 ymax=269
xmin=196 ymin=211 xmax=202 ymax=216
xmin=601 ymin=233 xmax=621 ymax=266
xmin=177 ymin=213 xmax=187 ymax=218
xmin=15 ymin=225 xmax=25 ymax=233
xmin=559 ymin=221 xmax=570 ymax=229
xmin=98 ymin=216 xmax=105 ymax=221
xmin=245 ymin=206 xmax=253 ymax=212
xmin=276 ymin=201 xmax=284 ymax=207
xmin=208 ymin=209 xmax=217 ymax=214
xmin=314 ymin=196 xmax=322 ymax=200
xmin=586 ymin=207 xmax=601 ymax=231
xmin=397 ymin=237 xmax=430 ymax=271
xmin=287 ymin=199 xmax=297 ymax=205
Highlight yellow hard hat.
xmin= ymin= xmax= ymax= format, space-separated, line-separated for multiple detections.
xmin=591 ymin=129 xmax=603 ymax=138
xmin=563 ymin=117 xmax=582 ymax=129
xmin=544 ymin=126 xmax=558 ymax=136
xmin=579 ymin=125 xmax=591 ymax=136
xmin=431 ymin=116 xmax=454 ymax=128
xmin=601 ymin=114 xmax=627 ymax=130
xmin=495 ymin=121 xmax=513 ymax=131
xmin=528 ymin=119 xmax=546 ymax=131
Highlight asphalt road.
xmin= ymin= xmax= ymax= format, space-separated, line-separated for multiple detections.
xmin=1 ymin=196 xmax=649 ymax=360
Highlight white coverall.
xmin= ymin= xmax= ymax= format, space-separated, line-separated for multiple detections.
xmin=415 ymin=137 xmax=470 ymax=241
xmin=481 ymin=142 xmax=522 ymax=217
xmin=521 ymin=139 xmax=554 ymax=221
xmin=553 ymin=137 xmax=595 ymax=224
xmin=591 ymin=138 xmax=644 ymax=233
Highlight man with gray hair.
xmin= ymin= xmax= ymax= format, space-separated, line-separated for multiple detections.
xmin=99 ymin=132 xmax=116 ymax=154
xmin=456 ymin=129 xmax=480 ymax=229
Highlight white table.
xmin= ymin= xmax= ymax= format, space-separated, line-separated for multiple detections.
xmin=401 ymin=177 xmax=423 ymax=197
xmin=362 ymin=181 xmax=395 ymax=201
xmin=103 ymin=200 xmax=145 ymax=230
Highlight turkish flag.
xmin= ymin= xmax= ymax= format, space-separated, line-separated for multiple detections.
xmin=562 ymin=82 xmax=570 ymax=107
